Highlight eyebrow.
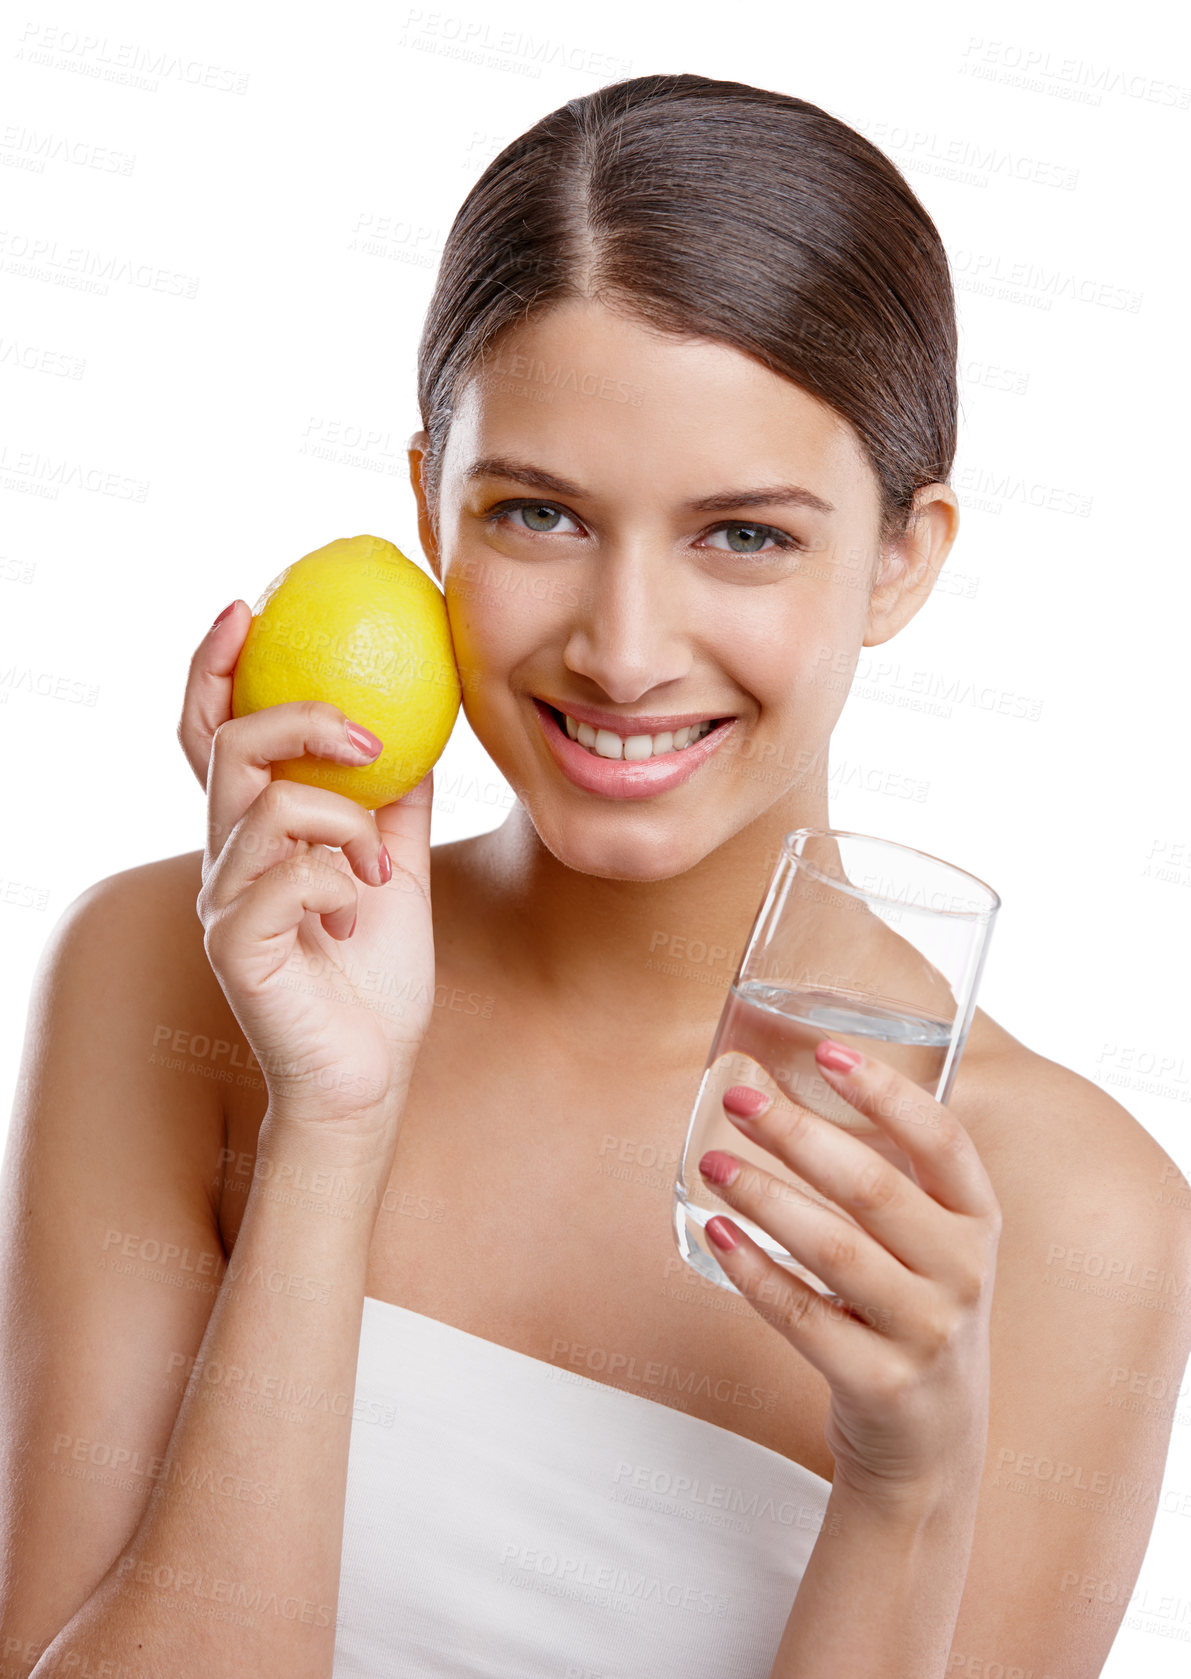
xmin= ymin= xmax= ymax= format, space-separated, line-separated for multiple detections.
xmin=462 ymin=454 xmax=835 ymax=516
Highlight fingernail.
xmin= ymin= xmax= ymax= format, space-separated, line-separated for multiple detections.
xmin=723 ymin=1084 xmax=771 ymax=1120
xmin=706 ymin=1216 xmax=738 ymax=1252
xmin=378 ymin=845 xmax=392 ymax=883
xmin=699 ymin=1150 xmax=739 ymax=1186
xmin=211 ymin=601 xmax=235 ymax=628
xmin=346 ymin=721 xmax=383 ymax=757
xmin=817 ymin=1039 xmax=862 ymax=1073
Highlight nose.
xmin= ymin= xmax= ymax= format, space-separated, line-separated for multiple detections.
xmin=562 ymin=543 xmax=692 ymax=703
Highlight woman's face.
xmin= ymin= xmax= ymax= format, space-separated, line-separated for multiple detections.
xmin=408 ymin=297 xmax=955 ymax=881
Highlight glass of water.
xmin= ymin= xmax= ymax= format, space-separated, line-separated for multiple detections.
xmin=672 ymin=827 xmax=1000 ymax=1296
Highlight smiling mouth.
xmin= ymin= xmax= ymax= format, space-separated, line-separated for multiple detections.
xmin=543 ymin=703 xmax=733 ymax=762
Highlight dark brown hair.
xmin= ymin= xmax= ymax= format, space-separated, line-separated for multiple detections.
xmin=415 ymin=72 xmax=958 ymax=547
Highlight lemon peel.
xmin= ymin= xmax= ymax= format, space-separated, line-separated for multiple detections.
xmin=231 ymin=533 xmax=461 ymax=810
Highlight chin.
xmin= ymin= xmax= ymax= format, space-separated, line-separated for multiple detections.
xmin=531 ymin=804 xmax=704 ymax=883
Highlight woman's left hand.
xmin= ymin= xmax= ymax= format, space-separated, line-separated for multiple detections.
xmin=697 ymin=1038 xmax=1003 ymax=1510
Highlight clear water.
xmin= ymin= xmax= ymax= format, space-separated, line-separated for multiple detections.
xmin=673 ymin=981 xmax=955 ymax=1296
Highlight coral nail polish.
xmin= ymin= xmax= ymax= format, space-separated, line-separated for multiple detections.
xmin=817 ymin=1039 xmax=861 ymax=1072
xmin=699 ymin=1150 xmax=738 ymax=1186
xmin=346 ymin=721 xmax=383 ymax=757
xmin=723 ymin=1084 xmax=771 ymax=1120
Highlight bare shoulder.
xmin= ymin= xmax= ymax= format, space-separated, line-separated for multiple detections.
xmin=43 ymin=847 xmax=234 ymax=1177
xmin=63 ymin=844 xmax=208 ymax=966
xmin=962 ymin=1006 xmax=1185 ymax=1201
xmin=76 ymin=842 xmax=227 ymax=986
xmin=97 ymin=845 xmax=230 ymax=1009
xmin=960 ymin=1007 xmax=1191 ymax=1336
xmin=80 ymin=844 xmax=208 ymax=930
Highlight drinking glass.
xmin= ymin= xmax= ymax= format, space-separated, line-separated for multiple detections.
xmin=672 ymin=827 xmax=1000 ymax=1296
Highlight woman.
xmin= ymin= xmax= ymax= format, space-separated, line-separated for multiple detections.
xmin=2 ymin=72 xmax=1187 ymax=1679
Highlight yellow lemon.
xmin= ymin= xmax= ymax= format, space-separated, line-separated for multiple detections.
xmin=231 ymin=534 xmax=461 ymax=810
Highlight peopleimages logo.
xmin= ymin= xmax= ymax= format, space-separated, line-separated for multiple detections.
xmin=611 ymin=1461 xmax=832 ymax=1530
xmin=814 ymin=646 xmax=1045 ymax=723
xmin=496 ymin=1542 xmax=729 ymax=1616
xmin=398 ymin=9 xmax=632 ymax=80
xmin=949 ymin=248 xmax=1141 ymax=314
xmin=861 ymin=119 xmax=1079 ymax=191
xmin=0 ymin=124 xmax=136 ymax=176
xmin=15 ymin=23 xmax=251 ymax=94
xmin=959 ymin=36 xmax=1191 ymax=110
xmin=0 ymin=229 xmax=200 ymax=298
xmin=952 ymin=463 xmax=1092 ymax=517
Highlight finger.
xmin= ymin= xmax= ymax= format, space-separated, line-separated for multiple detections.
xmin=178 ymin=601 xmax=249 ymax=789
xmin=698 ymin=1148 xmax=912 ymax=1331
xmin=200 ymin=779 xmax=387 ymax=913
xmin=205 ymin=701 xmax=387 ymax=865
xmin=204 ymin=852 xmax=359 ymax=966
xmin=371 ymin=766 xmax=434 ymax=904
xmin=702 ymin=1212 xmax=881 ymax=1392
xmin=720 ymin=1083 xmax=955 ymax=1281
xmin=812 ymin=1040 xmax=998 ymax=1219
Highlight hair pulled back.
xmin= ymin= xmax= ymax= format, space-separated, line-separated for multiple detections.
xmin=416 ymin=72 xmax=958 ymax=546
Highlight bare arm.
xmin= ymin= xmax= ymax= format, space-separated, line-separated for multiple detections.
xmin=0 ymin=865 xmax=413 ymax=1679
xmin=0 ymin=865 xmax=231 ymax=1678
xmin=31 ymin=1111 xmax=406 ymax=1679
xmin=768 ymin=1479 xmax=980 ymax=1676
xmin=5 ymin=602 xmax=439 ymax=1679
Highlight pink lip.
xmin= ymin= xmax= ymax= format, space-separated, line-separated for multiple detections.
xmin=530 ymin=697 xmax=737 ymax=800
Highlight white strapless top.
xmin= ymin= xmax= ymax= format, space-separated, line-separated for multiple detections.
xmin=331 ymin=1294 xmax=833 ymax=1677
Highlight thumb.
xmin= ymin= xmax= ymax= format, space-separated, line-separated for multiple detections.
xmin=177 ymin=600 xmax=249 ymax=789
xmin=372 ymin=767 xmax=434 ymax=890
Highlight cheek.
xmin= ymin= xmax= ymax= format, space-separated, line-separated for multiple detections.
xmin=443 ymin=570 xmax=561 ymax=702
xmin=732 ymin=586 xmax=861 ymax=704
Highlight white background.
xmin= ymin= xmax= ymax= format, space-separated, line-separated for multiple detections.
xmin=1 ymin=0 xmax=1188 ymax=1669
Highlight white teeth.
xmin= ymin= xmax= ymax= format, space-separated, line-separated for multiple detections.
xmin=625 ymin=730 xmax=670 ymax=760
xmin=558 ymin=709 xmax=715 ymax=760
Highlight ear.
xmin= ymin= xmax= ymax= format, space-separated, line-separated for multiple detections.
xmin=406 ymin=429 xmax=442 ymax=584
xmin=862 ymin=485 xmax=960 ymax=647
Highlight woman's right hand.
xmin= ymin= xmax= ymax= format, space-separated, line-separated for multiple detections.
xmin=179 ymin=600 xmax=438 ymax=1143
